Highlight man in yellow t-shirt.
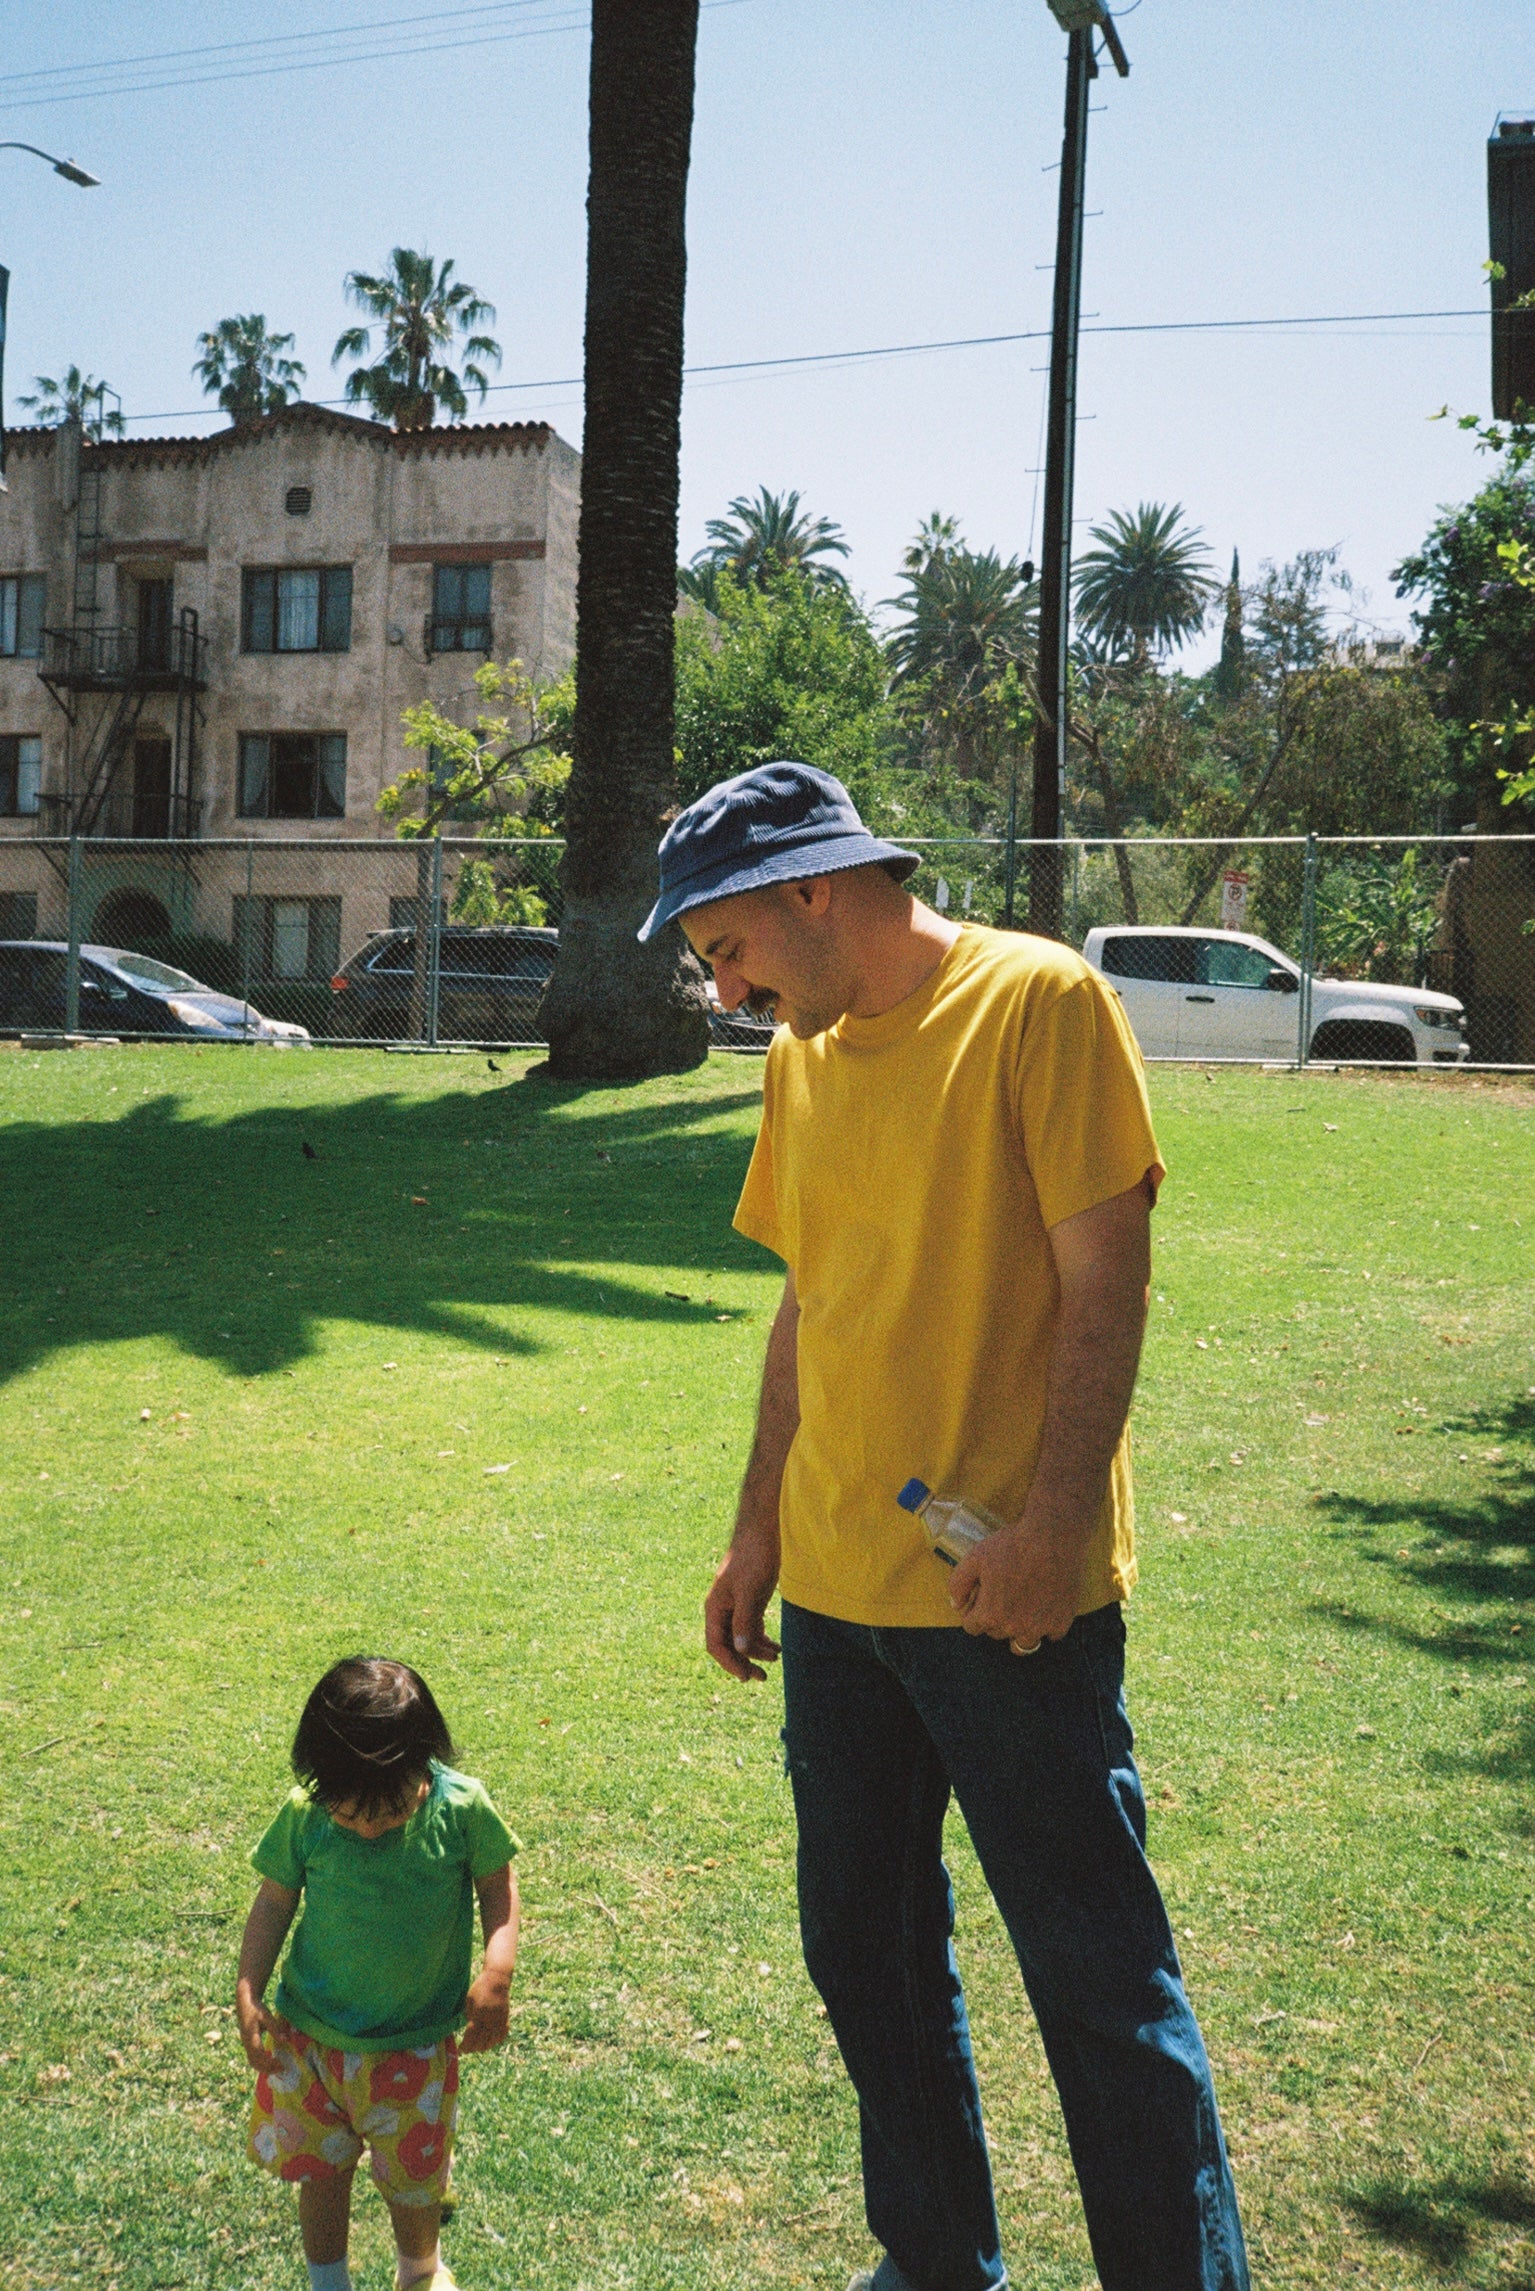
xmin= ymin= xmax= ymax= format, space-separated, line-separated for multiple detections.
xmin=639 ymin=764 xmax=1249 ymax=2291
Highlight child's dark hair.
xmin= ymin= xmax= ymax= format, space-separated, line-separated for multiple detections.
xmin=292 ymin=1658 xmax=455 ymax=1818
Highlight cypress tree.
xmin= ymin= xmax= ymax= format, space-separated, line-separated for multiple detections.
xmin=1213 ymin=548 xmax=1246 ymax=699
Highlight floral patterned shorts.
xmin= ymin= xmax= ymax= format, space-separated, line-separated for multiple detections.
xmin=248 ymin=2018 xmax=459 ymax=2204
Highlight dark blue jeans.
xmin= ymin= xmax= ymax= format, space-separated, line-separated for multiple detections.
xmin=780 ymin=1599 xmax=1248 ymax=2291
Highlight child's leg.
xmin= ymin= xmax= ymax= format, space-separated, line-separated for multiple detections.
xmin=298 ymin=2167 xmax=356 ymax=2265
xmin=387 ymin=2197 xmax=443 ymax=2284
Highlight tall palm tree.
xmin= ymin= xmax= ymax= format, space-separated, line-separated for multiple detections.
xmin=17 ymin=366 xmax=124 ymax=439
xmin=887 ymin=541 xmax=1036 ymax=707
xmin=539 ymin=0 xmax=709 ymax=1078
xmin=193 ymin=314 xmax=305 ymax=424
xmin=886 ymin=533 xmax=1036 ymax=780
xmin=691 ymin=486 xmax=849 ymax=591
xmin=331 ymin=249 xmax=500 ymax=430
xmin=1074 ymin=501 xmax=1215 ymax=661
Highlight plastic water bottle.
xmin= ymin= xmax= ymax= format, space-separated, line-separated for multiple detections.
xmin=896 ymin=1477 xmax=1010 ymax=1568
xmin=898 ymin=1477 xmax=1042 ymax=1657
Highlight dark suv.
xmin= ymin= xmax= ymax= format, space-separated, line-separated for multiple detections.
xmin=328 ymin=926 xmax=558 ymax=1043
xmin=327 ymin=924 xmax=775 ymax=1049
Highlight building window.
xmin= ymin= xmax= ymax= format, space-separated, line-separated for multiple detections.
xmin=242 ymin=567 xmax=352 ymax=653
xmin=234 ymin=895 xmax=341 ymax=981
xmin=429 ymin=563 xmax=492 ymax=653
xmin=0 ymin=893 xmax=38 ymax=938
xmin=0 ymin=735 xmax=42 ymax=817
xmin=238 ymin=732 xmax=347 ymax=819
xmin=0 ymin=575 xmax=46 ymax=659
xmin=285 ymin=486 xmax=313 ymax=517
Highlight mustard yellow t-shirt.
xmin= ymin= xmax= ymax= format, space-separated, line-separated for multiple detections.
xmin=732 ymin=925 xmax=1164 ymax=1629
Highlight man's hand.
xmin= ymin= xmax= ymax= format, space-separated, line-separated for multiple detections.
xmin=948 ymin=1178 xmax=1154 ymax=1654
xmin=705 ymin=1525 xmax=782 ymax=1682
xmin=459 ymin=1972 xmax=510 ymax=2054
xmin=235 ymin=1988 xmax=283 ymax=2072
xmin=947 ymin=1516 xmax=1089 ymax=1649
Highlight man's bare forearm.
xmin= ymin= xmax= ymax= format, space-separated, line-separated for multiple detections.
xmin=733 ymin=1271 xmax=799 ymax=1544
xmin=1024 ymin=1203 xmax=1149 ymax=1539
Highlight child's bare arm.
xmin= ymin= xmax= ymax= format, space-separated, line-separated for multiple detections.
xmin=235 ymin=1879 xmax=300 ymax=2070
xmin=460 ymin=1865 xmax=519 ymax=2054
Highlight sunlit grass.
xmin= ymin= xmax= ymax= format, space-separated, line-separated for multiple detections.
xmin=1 ymin=1047 xmax=1532 ymax=2290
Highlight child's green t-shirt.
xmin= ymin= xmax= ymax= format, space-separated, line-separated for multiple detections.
xmin=253 ymin=1764 xmax=517 ymax=2053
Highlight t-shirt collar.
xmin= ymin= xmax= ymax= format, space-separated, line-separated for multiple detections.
xmin=831 ymin=927 xmax=979 ymax=1053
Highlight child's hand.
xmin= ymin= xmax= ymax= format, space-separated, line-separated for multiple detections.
xmin=236 ymin=1992 xmax=283 ymax=2072
xmin=459 ymin=1973 xmax=510 ymax=2054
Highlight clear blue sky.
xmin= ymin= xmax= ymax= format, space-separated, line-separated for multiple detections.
xmin=1 ymin=0 xmax=1528 ymax=658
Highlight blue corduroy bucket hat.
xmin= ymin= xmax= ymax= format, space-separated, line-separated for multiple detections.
xmin=638 ymin=761 xmax=919 ymax=943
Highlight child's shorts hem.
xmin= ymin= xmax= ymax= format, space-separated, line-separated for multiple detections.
xmin=248 ymin=2018 xmax=458 ymax=2204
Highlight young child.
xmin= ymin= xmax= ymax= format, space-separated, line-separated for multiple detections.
xmin=236 ymin=1657 xmax=519 ymax=2291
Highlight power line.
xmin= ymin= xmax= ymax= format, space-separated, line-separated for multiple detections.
xmin=0 ymin=0 xmax=747 ymax=115
xmin=106 ymin=306 xmax=1488 ymax=428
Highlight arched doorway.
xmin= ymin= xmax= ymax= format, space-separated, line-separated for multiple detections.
xmin=93 ymin=888 xmax=172 ymax=946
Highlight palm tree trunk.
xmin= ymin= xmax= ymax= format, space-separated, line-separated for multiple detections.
xmin=540 ymin=0 xmax=710 ymax=1078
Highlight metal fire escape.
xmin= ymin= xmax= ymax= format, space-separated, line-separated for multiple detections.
xmin=36 ymin=409 xmax=208 ymax=840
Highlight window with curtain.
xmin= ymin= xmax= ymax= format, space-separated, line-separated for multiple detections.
xmin=232 ymin=896 xmax=342 ymax=981
xmin=0 ymin=736 xmax=42 ymax=816
xmin=0 ymin=575 xmax=46 ymax=658
xmin=242 ymin=567 xmax=352 ymax=653
xmin=429 ymin=562 xmax=492 ymax=652
xmin=237 ymin=733 xmax=347 ymax=819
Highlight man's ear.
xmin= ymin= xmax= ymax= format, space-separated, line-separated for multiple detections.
xmin=784 ymin=875 xmax=834 ymax=919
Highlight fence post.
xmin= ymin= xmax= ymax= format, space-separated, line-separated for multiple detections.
xmin=426 ymin=834 xmax=444 ymax=1049
xmin=1298 ymin=831 xmax=1317 ymax=1068
xmin=64 ymin=833 xmax=81 ymax=1035
xmin=1002 ymin=767 xmax=1019 ymax=928
xmin=241 ymin=840 xmax=254 ymax=1042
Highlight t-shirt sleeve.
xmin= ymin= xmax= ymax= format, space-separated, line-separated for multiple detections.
xmin=460 ymin=1780 xmax=520 ymax=1880
xmin=731 ymin=1044 xmax=786 ymax=1261
xmin=1014 ymin=970 xmax=1165 ymax=1230
xmin=252 ymin=1791 xmax=310 ymax=1892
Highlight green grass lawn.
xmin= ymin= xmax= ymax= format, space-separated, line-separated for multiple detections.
xmin=1 ymin=1045 xmax=1533 ymax=2291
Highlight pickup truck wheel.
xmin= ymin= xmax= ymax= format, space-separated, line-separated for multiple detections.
xmin=1309 ymin=1019 xmax=1416 ymax=1065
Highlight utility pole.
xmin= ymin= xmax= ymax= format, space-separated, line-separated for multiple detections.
xmin=1027 ymin=4 xmax=1127 ymax=939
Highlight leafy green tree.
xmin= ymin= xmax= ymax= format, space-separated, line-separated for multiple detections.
xmin=1394 ymin=414 xmax=1535 ymax=817
xmin=688 ymin=486 xmax=849 ymax=592
xmin=17 ymin=366 xmax=124 ymax=438
xmin=193 ymin=315 xmax=305 ymax=423
xmin=1075 ymin=501 xmax=1216 ymax=661
xmin=675 ymin=567 xmax=896 ymax=815
xmin=451 ymin=857 xmax=549 ymax=928
xmin=332 ymin=249 xmax=500 ymax=430
xmin=1315 ymin=845 xmax=1442 ymax=984
xmin=378 ymin=658 xmax=570 ymax=835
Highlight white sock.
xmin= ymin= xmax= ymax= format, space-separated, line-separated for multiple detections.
xmin=305 ymin=2262 xmax=353 ymax=2291
xmin=396 ymin=2246 xmax=441 ymax=2289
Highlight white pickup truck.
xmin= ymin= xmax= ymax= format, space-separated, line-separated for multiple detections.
xmin=1081 ymin=924 xmax=1468 ymax=1066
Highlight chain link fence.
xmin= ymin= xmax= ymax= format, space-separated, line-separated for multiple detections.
xmin=0 ymin=830 xmax=1530 ymax=1068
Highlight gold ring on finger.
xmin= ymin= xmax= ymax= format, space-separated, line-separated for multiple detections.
xmin=1009 ymin=1637 xmax=1042 ymax=1657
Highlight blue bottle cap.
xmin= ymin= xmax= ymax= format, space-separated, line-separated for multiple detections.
xmin=896 ymin=1477 xmax=931 ymax=1513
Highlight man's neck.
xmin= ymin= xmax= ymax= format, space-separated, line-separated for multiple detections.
xmin=844 ymin=898 xmax=963 ymax=1020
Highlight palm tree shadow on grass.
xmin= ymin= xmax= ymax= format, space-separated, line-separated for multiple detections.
xmin=1348 ymin=2171 xmax=1535 ymax=2275
xmin=1307 ymin=1394 xmax=1535 ymax=1781
xmin=3 ymin=1076 xmax=769 ymax=1384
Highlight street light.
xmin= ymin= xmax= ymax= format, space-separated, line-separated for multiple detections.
xmin=0 ymin=140 xmax=100 ymax=489
xmin=0 ymin=142 xmax=101 ymax=189
xmin=1015 ymin=0 xmax=1128 ymax=939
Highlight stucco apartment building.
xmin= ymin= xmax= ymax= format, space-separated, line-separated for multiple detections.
xmin=0 ymin=401 xmax=578 ymax=984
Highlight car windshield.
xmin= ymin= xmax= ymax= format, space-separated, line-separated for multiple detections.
xmin=103 ymin=951 xmax=206 ymax=991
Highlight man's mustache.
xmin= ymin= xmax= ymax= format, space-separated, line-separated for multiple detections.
xmin=742 ymin=986 xmax=779 ymax=1017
